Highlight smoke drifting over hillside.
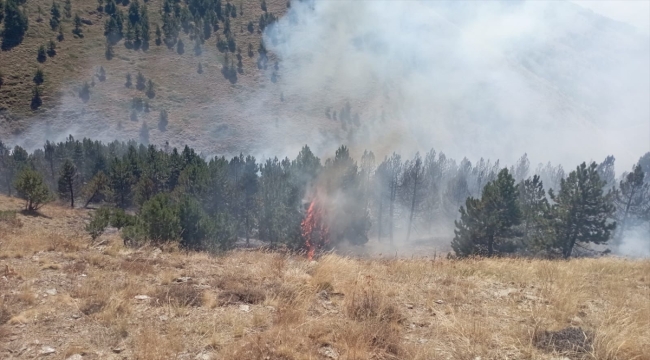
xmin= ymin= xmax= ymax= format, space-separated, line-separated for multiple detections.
xmin=266 ymin=0 xmax=650 ymax=170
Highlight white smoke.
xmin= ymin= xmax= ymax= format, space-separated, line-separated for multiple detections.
xmin=265 ymin=0 xmax=650 ymax=170
xmin=616 ymin=227 xmax=650 ymax=258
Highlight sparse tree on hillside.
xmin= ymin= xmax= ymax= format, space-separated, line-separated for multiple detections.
xmin=58 ymin=159 xmax=78 ymax=208
xmin=158 ymin=109 xmax=168 ymax=131
xmin=37 ymin=45 xmax=47 ymax=62
xmin=14 ymin=169 xmax=52 ymax=212
xmin=136 ymin=71 xmax=146 ymax=90
xmin=79 ymin=81 xmax=90 ymax=102
xmin=97 ymin=0 xmax=104 ymax=12
xmin=550 ymin=162 xmax=616 ymax=258
xmin=31 ymin=86 xmax=43 ymax=110
xmin=50 ymin=1 xmax=61 ymax=30
xmin=63 ymin=0 xmax=71 ymax=18
xmin=57 ymin=27 xmax=64 ymax=41
xmin=33 ymin=68 xmax=45 ymax=85
xmin=2 ymin=0 xmax=28 ymax=50
xmin=73 ymin=13 xmax=83 ymax=36
xmin=105 ymin=41 xmax=114 ymax=59
xmin=176 ymin=38 xmax=184 ymax=54
xmin=139 ymin=122 xmax=149 ymax=145
xmin=125 ymin=72 xmax=132 ymax=88
xmin=197 ymin=62 xmax=203 ymax=74
xmin=155 ymin=23 xmax=161 ymax=45
xmin=0 ymin=0 xmax=5 ymax=25
xmin=145 ymin=79 xmax=155 ymax=98
xmin=98 ymin=66 xmax=106 ymax=82
xmin=47 ymin=39 xmax=56 ymax=56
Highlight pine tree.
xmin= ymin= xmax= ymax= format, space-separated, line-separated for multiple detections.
xmin=139 ymin=193 xmax=181 ymax=243
xmin=0 ymin=0 xmax=5 ymax=25
xmin=158 ymin=109 xmax=168 ymax=131
xmin=452 ymin=168 xmax=521 ymax=257
xmin=14 ymin=169 xmax=52 ymax=212
xmin=82 ymin=171 xmax=111 ymax=207
xmin=145 ymin=79 xmax=155 ymax=98
xmin=58 ymin=159 xmax=78 ymax=208
xmin=57 ymin=27 xmax=64 ymax=41
xmin=517 ymin=175 xmax=552 ymax=252
xmin=197 ymin=62 xmax=203 ymax=74
xmin=136 ymin=71 xmax=146 ymax=90
xmin=125 ymin=72 xmax=132 ymax=88
xmin=31 ymin=86 xmax=43 ymax=110
xmin=613 ymin=164 xmax=650 ymax=241
xmin=63 ymin=0 xmax=71 ymax=18
xmin=47 ymin=39 xmax=56 ymax=56
xmin=155 ymin=23 xmax=162 ymax=45
xmin=33 ymin=68 xmax=45 ymax=85
xmin=50 ymin=1 xmax=61 ymax=30
xmin=139 ymin=122 xmax=149 ymax=145
xmin=73 ymin=13 xmax=83 ymax=36
xmin=98 ymin=66 xmax=106 ymax=81
xmin=37 ymin=45 xmax=47 ymax=62
xmin=79 ymin=81 xmax=90 ymax=102
xmin=550 ymin=162 xmax=616 ymax=258
xmin=176 ymin=38 xmax=184 ymax=54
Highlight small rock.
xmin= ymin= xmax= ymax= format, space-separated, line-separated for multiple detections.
xmin=318 ymin=345 xmax=339 ymax=359
xmin=81 ymin=18 xmax=93 ymax=25
xmin=570 ymin=316 xmax=583 ymax=325
xmin=71 ymin=314 xmax=81 ymax=319
xmin=239 ymin=305 xmax=250 ymax=312
xmin=112 ymin=347 xmax=124 ymax=354
xmin=66 ymin=354 xmax=83 ymax=360
xmin=405 ymin=303 xmax=414 ymax=309
xmin=434 ymin=300 xmax=444 ymax=304
xmin=134 ymin=295 xmax=150 ymax=300
xmin=159 ymin=315 xmax=169 ymax=322
xmin=45 ymin=288 xmax=57 ymax=296
xmin=173 ymin=277 xmax=192 ymax=283
xmin=39 ymin=346 xmax=56 ymax=355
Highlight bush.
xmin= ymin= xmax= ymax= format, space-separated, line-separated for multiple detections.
xmin=14 ymin=169 xmax=52 ymax=212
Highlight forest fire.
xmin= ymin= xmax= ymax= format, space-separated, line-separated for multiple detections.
xmin=301 ymin=197 xmax=329 ymax=260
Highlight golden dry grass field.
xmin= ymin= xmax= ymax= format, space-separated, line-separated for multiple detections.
xmin=0 ymin=194 xmax=649 ymax=360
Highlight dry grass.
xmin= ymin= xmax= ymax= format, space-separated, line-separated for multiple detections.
xmin=0 ymin=194 xmax=649 ymax=359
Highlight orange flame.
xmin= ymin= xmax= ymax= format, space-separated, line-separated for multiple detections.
xmin=301 ymin=197 xmax=329 ymax=260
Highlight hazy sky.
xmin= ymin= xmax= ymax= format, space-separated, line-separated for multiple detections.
xmin=572 ymin=0 xmax=650 ymax=34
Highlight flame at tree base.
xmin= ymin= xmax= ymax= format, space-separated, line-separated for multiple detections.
xmin=301 ymin=197 xmax=329 ymax=260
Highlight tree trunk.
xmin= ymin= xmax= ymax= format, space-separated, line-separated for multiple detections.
xmin=69 ymin=182 xmax=74 ymax=208
xmin=487 ymin=235 xmax=494 ymax=257
xmin=377 ymin=196 xmax=383 ymax=242
xmin=406 ymin=173 xmax=419 ymax=242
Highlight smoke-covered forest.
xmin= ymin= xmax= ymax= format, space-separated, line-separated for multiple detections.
xmin=1 ymin=136 xmax=648 ymax=258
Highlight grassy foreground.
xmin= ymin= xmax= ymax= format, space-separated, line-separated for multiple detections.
xmin=0 ymin=195 xmax=648 ymax=360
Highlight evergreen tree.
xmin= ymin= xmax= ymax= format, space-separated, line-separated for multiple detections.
xmin=37 ymin=45 xmax=47 ymax=62
xmin=158 ymin=109 xmax=168 ymax=131
xmin=197 ymin=62 xmax=203 ymax=74
xmin=550 ymin=162 xmax=616 ymax=258
xmin=402 ymin=153 xmax=425 ymax=242
xmin=139 ymin=193 xmax=181 ymax=243
xmin=176 ymin=38 xmax=184 ymax=54
xmin=57 ymin=27 xmax=64 ymax=41
xmin=452 ymin=169 xmax=521 ymax=257
xmin=2 ymin=0 xmax=28 ymax=49
xmin=139 ymin=122 xmax=149 ymax=145
xmin=79 ymin=81 xmax=90 ymax=102
xmin=47 ymin=39 xmax=56 ymax=56
xmin=155 ymin=23 xmax=161 ymax=45
xmin=14 ymin=169 xmax=52 ymax=212
xmin=613 ymin=164 xmax=650 ymax=241
xmin=33 ymin=68 xmax=45 ymax=85
xmin=31 ymin=86 xmax=43 ymax=110
xmin=109 ymin=158 xmax=134 ymax=208
xmin=82 ymin=171 xmax=111 ymax=207
xmin=0 ymin=0 xmax=4 ymax=25
xmin=136 ymin=71 xmax=146 ymax=90
xmin=145 ymin=79 xmax=155 ymax=98
xmin=58 ymin=159 xmax=78 ymax=208
xmin=49 ymin=1 xmax=61 ymax=30
xmin=72 ymin=13 xmax=83 ymax=36
xmin=517 ymin=175 xmax=552 ymax=251
xmin=125 ymin=72 xmax=132 ymax=88
xmin=63 ymin=0 xmax=71 ymax=18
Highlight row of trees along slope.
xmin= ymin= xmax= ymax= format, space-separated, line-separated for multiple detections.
xmin=1 ymin=137 xmax=648 ymax=257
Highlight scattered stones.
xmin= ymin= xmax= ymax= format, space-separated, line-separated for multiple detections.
xmin=134 ymin=295 xmax=151 ymax=300
xmin=45 ymin=288 xmax=57 ymax=296
xmin=239 ymin=304 xmax=251 ymax=312
xmin=39 ymin=346 xmax=56 ymax=355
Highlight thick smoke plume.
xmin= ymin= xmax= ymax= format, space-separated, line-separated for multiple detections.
xmin=266 ymin=0 xmax=649 ymax=170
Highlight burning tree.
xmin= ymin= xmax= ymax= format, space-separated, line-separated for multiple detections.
xmin=301 ymin=196 xmax=329 ymax=260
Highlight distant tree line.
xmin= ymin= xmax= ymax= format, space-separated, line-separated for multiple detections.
xmin=0 ymin=137 xmax=648 ymax=257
